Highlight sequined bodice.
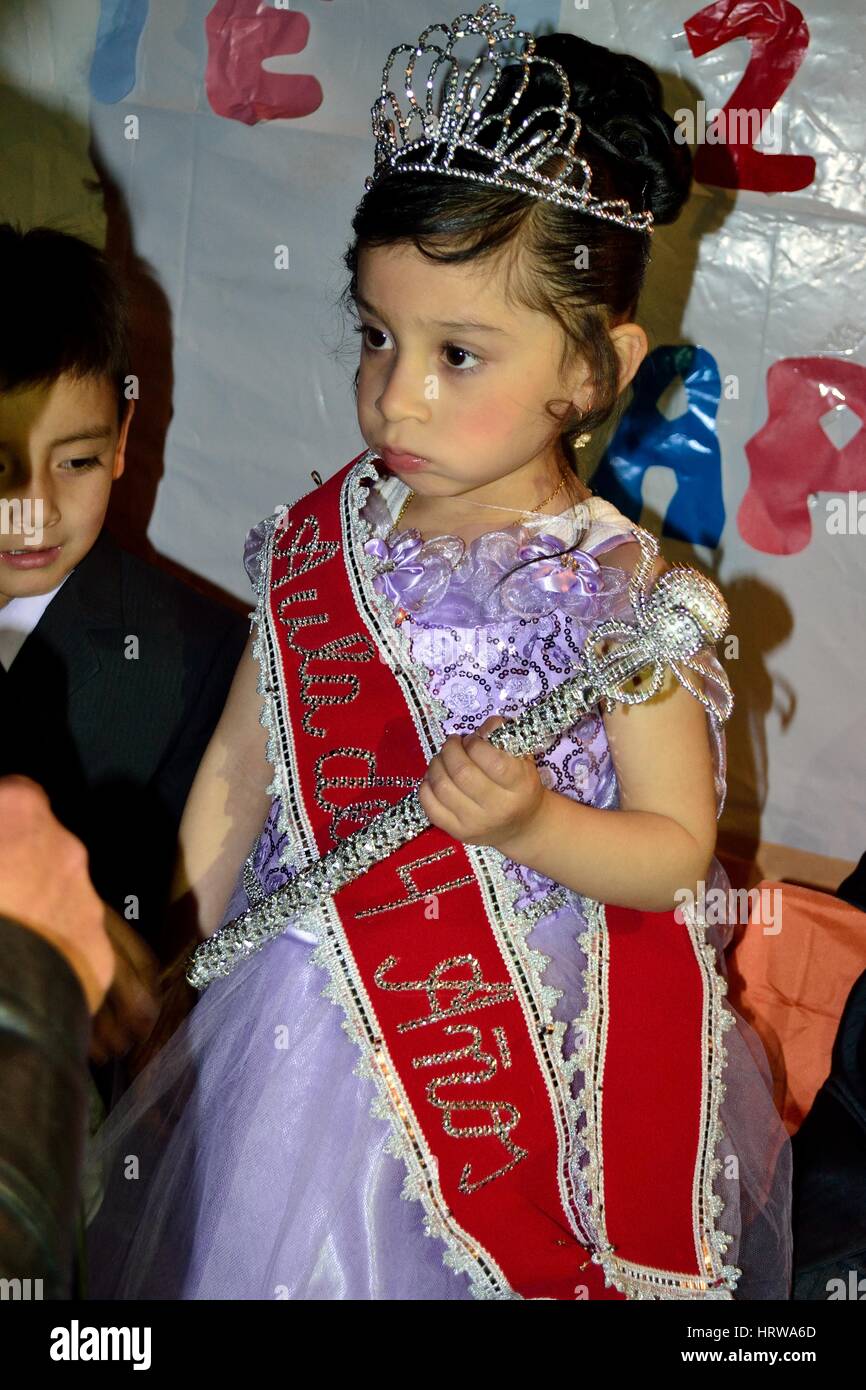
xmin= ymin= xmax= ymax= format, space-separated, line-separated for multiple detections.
xmin=354 ymin=474 xmax=646 ymax=912
xmin=409 ymin=613 xmax=616 ymax=790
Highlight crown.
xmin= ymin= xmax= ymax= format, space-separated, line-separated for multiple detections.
xmin=364 ymin=4 xmax=654 ymax=235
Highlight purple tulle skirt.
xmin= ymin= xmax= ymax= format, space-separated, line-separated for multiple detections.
xmin=85 ymin=853 xmax=793 ymax=1300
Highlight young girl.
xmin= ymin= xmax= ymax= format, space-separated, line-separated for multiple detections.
xmin=87 ymin=6 xmax=792 ymax=1300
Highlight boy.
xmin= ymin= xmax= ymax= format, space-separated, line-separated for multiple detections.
xmin=0 ymin=224 xmax=249 ymax=1069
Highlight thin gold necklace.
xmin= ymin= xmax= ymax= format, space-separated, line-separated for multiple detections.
xmin=394 ymin=470 xmax=569 ymax=532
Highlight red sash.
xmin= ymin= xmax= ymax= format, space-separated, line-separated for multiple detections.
xmin=257 ymin=451 xmax=738 ymax=1300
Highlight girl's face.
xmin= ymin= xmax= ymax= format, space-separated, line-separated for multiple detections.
xmin=354 ymin=241 xmax=592 ymax=509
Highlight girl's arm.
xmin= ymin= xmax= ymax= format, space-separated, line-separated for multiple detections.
xmin=498 ymin=543 xmax=720 ymax=913
xmin=125 ymin=629 xmax=274 ymax=1073
xmin=161 ymin=629 xmax=274 ymax=952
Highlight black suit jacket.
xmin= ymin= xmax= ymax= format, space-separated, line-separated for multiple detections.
xmin=0 ymin=530 xmax=249 ymax=956
xmin=791 ymin=966 xmax=866 ymax=1299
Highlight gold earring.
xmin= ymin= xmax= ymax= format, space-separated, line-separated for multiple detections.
xmin=574 ymin=432 xmax=591 ymax=449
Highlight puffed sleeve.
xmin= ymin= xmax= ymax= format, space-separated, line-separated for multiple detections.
xmin=243 ymin=517 xmax=271 ymax=591
xmin=683 ymin=644 xmax=732 ymax=819
xmin=585 ymin=502 xmax=734 ymax=821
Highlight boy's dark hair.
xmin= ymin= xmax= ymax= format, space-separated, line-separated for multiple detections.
xmin=0 ymin=223 xmax=132 ymax=424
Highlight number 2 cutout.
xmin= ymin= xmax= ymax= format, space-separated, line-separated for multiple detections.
xmin=685 ymin=0 xmax=816 ymax=192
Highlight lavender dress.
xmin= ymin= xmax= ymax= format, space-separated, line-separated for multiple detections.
xmin=86 ymin=471 xmax=793 ymax=1300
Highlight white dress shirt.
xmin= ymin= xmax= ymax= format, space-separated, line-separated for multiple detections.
xmin=0 ymin=570 xmax=75 ymax=671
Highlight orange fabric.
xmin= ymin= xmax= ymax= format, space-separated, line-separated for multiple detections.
xmin=725 ymin=882 xmax=866 ymax=1136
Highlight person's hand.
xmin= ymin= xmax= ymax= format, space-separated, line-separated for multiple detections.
xmin=0 ymin=775 xmax=114 ymax=1013
xmin=88 ymin=906 xmax=161 ymax=1065
xmin=417 ymin=715 xmax=548 ymax=856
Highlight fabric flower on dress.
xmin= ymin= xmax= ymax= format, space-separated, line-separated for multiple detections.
xmin=363 ymin=528 xmax=456 ymax=616
xmin=360 ymin=486 xmax=637 ymax=627
xmin=498 ymin=532 xmax=630 ymax=620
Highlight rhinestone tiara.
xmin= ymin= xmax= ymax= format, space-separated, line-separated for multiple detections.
xmin=364 ymin=3 xmax=654 ymax=235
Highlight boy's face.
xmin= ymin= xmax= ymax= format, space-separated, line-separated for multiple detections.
xmin=0 ymin=372 xmax=133 ymax=610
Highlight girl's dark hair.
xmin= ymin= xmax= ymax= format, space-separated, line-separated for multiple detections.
xmin=0 ymin=223 xmax=131 ymax=424
xmin=340 ymin=30 xmax=691 ymax=559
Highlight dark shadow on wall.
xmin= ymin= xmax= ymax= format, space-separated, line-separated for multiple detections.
xmin=92 ymin=140 xmax=246 ymax=617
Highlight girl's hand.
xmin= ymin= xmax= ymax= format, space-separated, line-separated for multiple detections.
xmin=417 ymin=715 xmax=548 ymax=856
